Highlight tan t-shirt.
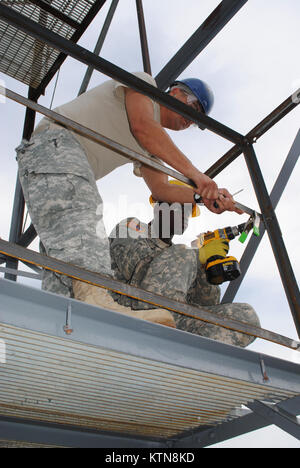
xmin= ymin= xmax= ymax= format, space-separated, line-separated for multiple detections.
xmin=34 ymin=72 xmax=161 ymax=181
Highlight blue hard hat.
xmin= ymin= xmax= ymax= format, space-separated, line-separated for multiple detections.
xmin=172 ymin=78 xmax=214 ymax=115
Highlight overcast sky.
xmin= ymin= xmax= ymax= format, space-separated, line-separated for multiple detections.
xmin=0 ymin=0 xmax=300 ymax=448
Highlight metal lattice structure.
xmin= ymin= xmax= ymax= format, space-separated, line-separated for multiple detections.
xmin=0 ymin=0 xmax=106 ymax=90
xmin=0 ymin=0 xmax=299 ymax=448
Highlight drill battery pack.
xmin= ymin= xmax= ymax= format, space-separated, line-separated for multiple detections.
xmin=205 ymin=255 xmax=241 ymax=285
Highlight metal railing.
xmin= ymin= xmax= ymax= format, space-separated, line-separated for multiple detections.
xmin=0 ymin=0 xmax=299 ymax=343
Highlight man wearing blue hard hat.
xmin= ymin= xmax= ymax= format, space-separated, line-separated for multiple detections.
xmin=172 ymin=78 xmax=215 ymax=117
xmin=125 ymin=75 xmax=241 ymax=216
xmin=16 ymin=71 xmax=242 ymax=322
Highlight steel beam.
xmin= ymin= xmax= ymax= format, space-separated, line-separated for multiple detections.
xmin=242 ymin=144 xmax=300 ymax=338
xmin=14 ymin=223 xmax=37 ymax=249
xmin=0 ymin=221 xmax=40 ymax=273
xmin=279 ymin=394 xmax=300 ymax=416
xmin=78 ymin=0 xmax=120 ymax=96
xmin=27 ymin=0 xmax=81 ymax=30
xmin=0 ymin=239 xmax=299 ymax=350
xmin=0 ymin=223 xmax=38 ymax=270
xmin=1 ymin=400 xmax=298 ymax=448
xmin=1 ymin=257 xmax=41 ymax=274
xmin=0 ymin=416 xmax=165 ymax=448
xmin=206 ymin=93 xmax=299 ymax=179
xmin=222 ymin=129 xmax=300 ymax=303
xmin=247 ymin=400 xmax=300 ymax=441
xmin=1 ymin=279 xmax=299 ymax=447
xmin=4 ymin=177 xmax=25 ymax=281
xmin=136 ymin=0 xmax=152 ymax=75
xmin=0 ymin=266 xmax=41 ymax=280
xmin=0 ymin=3 xmax=245 ymax=145
xmin=5 ymin=2 xmax=54 ymax=278
xmin=34 ymin=0 xmax=108 ymax=96
xmin=0 ymin=87 xmax=221 ymax=187
xmin=155 ymin=0 xmax=248 ymax=90
xmin=1 ymin=277 xmax=300 ymax=390
xmin=4 ymin=87 xmax=37 ymax=281
xmin=173 ymin=411 xmax=268 ymax=447
xmin=172 ymin=396 xmax=300 ymax=448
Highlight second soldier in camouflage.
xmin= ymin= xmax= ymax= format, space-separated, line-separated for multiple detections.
xmin=109 ymin=200 xmax=260 ymax=347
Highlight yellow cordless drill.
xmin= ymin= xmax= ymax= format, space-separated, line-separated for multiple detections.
xmin=193 ymin=222 xmax=253 ymax=285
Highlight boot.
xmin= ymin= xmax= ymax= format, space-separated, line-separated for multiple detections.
xmin=73 ymin=280 xmax=176 ymax=328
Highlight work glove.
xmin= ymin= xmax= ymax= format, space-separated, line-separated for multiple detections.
xmin=198 ymin=238 xmax=229 ymax=265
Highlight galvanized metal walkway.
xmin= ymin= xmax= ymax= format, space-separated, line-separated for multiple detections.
xmin=0 ymin=278 xmax=299 ymax=447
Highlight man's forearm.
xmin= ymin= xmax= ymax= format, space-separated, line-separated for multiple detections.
xmin=132 ymin=120 xmax=220 ymax=202
xmin=152 ymin=183 xmax=195 ymax=205
xmin=125 ymin=89 xmax=219 ymax=202
xmin=132 ymin=120 xmax=197 ymax=178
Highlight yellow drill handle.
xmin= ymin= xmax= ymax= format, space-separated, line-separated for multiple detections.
xmin=199 ymin=228 xmax=229 ymax=247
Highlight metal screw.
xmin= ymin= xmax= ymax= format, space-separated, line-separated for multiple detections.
xmin=63 ymin=303 xmax=73 ymax=335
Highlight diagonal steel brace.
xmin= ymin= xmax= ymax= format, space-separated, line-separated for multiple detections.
xmin=247 ymin=400 xmax=300 ymax=441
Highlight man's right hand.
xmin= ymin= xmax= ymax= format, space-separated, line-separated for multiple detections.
xmin=190 ymin=171 xmax=244 ymax=215
xmin=203 ymin=189 xmax=244 ymax=215
xmin=191 ymin=171 xmax=219 ymax=200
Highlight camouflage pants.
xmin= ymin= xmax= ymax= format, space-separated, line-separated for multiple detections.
xmin=16 ymin=124 xmax=112 ymax=297
xmin=113 ymin=243 xmax=260 ymax=347
xmin=138 ymin=244 xmax=220 ymax=307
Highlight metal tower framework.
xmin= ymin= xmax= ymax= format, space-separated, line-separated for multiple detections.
xmin=0 ymin=0 xmax=299 ymax=448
